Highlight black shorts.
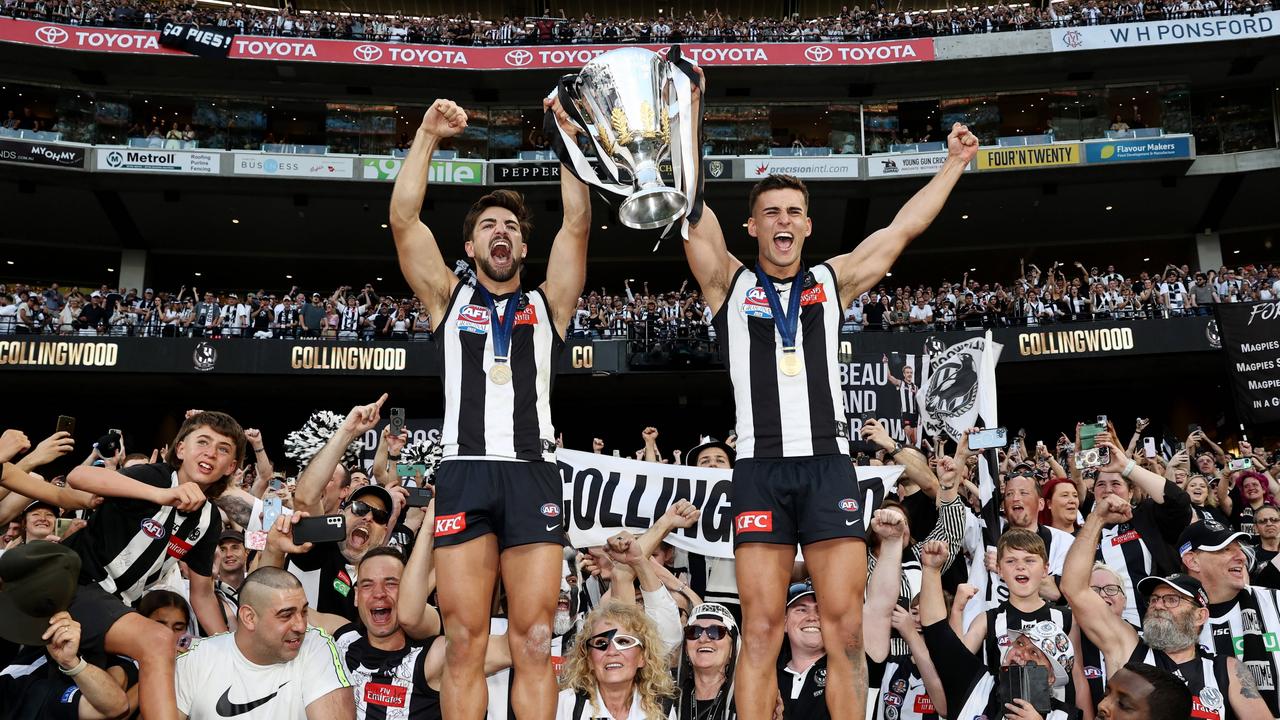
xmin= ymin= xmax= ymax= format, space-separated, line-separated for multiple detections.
xmin=67 ymin=583 xmax=135 ymax=662
xmin=433 ymin=459 xmax=566 ymax=550
xmin=731 ymin=455 xmax=866 ymax=548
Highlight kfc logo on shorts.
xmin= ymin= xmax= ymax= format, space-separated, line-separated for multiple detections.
xmin=735 ymin=511 xmax=773 ymax=533
xmin=838 ymin=498 xmax=858 ymax=512
xmin=434 ymin=512 xmax=467 ymax=537
xmin=140 ymin=518 xmax=167 ymax=540
xmin=541 ymin=503 xmax=560 ymax=518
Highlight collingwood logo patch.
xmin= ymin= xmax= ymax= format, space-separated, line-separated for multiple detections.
xmin=1206 ymin=319 xmax=1221 ymax=349
xmin=193 ymin=342 xmax=217 ymax=371
xmin=919 ymin=339 xmax=979 ymax=439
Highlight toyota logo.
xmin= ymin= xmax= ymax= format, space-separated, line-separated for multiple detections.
xmin=804 ymin=46 xmax=832 ymax=63
xmin=505 ymin=49 xmax=533 ymax=67
xmin=35 ymin=26 xmax=69 ymax=45
xmin=352 ymin=44 xmax=382 ymax=62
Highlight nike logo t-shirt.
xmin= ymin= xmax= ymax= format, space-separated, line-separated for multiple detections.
xmin=175 ymin=628 xmax=351 ymax=719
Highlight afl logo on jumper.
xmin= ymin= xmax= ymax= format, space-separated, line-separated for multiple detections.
xmin=141 ymin=518 xmax=167 ymax=540
xmin=839 ymin=498 xmax=858 ymax=512
xmin=457 ymin=304 xmax=490 ymax=334
xmin=742 ymin=287 xmax=773 ymax=319
xmin=541 ymin=503 xmax=560 ymax=518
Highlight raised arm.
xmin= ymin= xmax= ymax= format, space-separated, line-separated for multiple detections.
xmin=243 ymin=429 xmax=273 ymax=498
xmin=864 ymin=508 xmax=907 ymax=663
xmin=681 ymin=69 xmax=741 ymax=314
xmin=1060 ymin=496 xmax=1139 ymax=673
xmin=294 ymin=394 xmax=385 ymax=515
xmin=829 ymin=123 xmax=977 ymax=302
xmin=398 ymin=498 xmax=442 ymax=639
xmin=540 ymin=98 xmax=592 ymax=338
xmin=390 ymin=100 xmax=465 ymax=324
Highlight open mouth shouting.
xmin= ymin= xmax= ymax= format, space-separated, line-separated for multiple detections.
xmin=1013 ymin=574 xmax=1031 ymax=587
xmin=772 ymin=231 xmax=795 ymax=255
xmin=348 ymin=525 xmax=371 ymax=551
xmin=490 ymin=237 xmax=513 ymax=266
xmin=368 ymin=603 xmax=394 ymax=627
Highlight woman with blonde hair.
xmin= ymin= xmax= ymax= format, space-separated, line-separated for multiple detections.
xmin=558 ymin=600 xmax=677 ymax=719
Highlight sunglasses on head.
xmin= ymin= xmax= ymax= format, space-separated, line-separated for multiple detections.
xmin=683 ymin=625 xmax=729 ymax=641
xmin=346 ymin=499 xmax=390 ymax=525
xmin=587 ymin=629 xmax=642 ymax=652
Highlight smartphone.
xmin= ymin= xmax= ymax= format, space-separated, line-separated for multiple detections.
xmin=56 ymin=415 xmax=76 ymax=435
xmin=1143 ymin=437 xmax=1157 ymax=458
xmin=1228 ymin=457 xmax=1254 ymax=472
xmin=999 ymin=665 xmax=1052 ymax=717
xmin=1188 ymin=423 xmax=1202 ymax=436
xmin=389 ymin=407 xmax=406 ymax=436
xmin=1097 ymin=414 xmax=1108 ymax=425
xmin=1077 ymin=422 xmax=1110 ymax=469
xmin=293 ymin=514 xmax=346 ymax=544
xmin=55 ymin=518 xmax=75 ymax=536
xmin=261 ymin=496 xmax=283 ymax=532
xmin=405 ymin=486 xmax=434 ymax=507
xmin=969 ymin=427 xmax=1008 ymax=451
xmin=396 ymin=463 xmax=427 ymax=478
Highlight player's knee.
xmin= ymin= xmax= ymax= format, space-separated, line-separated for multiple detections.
xmin=511 ymin=622 xmax=552 ymax=665
xmin=443 ymin=621 xmax=489 ymax=660
xmin=740 ymin=614 xmax=783 ymax=649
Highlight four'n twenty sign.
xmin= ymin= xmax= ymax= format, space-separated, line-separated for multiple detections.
xmin=1216 ymin=302 xmax=1280 ymax=425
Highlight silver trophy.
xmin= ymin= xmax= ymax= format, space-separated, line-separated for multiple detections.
xmin=554 ymin=47 xmax=693 ymax=231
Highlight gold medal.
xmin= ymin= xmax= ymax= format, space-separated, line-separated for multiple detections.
xmin=779 ymin=350 xmax=802 ymax=377
xmin=489 ymin=363 xmax=512 ymax=385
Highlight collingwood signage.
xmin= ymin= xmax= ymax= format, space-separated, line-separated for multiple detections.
xmin=290 ymin=345 xmax=407 ymax=371
xmin=1015 ymin=326 xmax=1135 ymax=357
xmin=0 ymin=138 xmax=85 ymax=168
xmin=97 ymin=148 xmax=218 ymax=174
xmin=0 ymin=340 xmax=118 ymax=366
xmin=1215 ymin=302 xmax=1280 ymax=424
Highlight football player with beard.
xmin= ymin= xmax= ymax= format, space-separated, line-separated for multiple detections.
xmin=1062 ymin=497 xmax=1270 ymax=719
xmin=391 ymin=97 xmax=590 ymax=720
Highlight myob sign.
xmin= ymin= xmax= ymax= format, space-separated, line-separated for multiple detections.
xmin=97 ymin=148 xmax=218 ymax=174
xmin=977 ymin=144 xmax=1081 ymax=171
xmin=361 ymin=158 xmax=484 ymax=184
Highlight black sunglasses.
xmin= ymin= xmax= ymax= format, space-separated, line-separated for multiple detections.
xmin=683 ymin=625 xmax=729 ymax=641
xmin=346 ymin=499 xmax=390 ymax=525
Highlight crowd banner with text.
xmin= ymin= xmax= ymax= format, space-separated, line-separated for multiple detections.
xmin=0 ymin=137 xmax=86 ymax=168
xmin=361 ymin=157 xmax=484 ymax=184
xmin=96 ymin=148 xmax=218 ymax=174
xmin=1215 ymin=302 xmax=1280 ymax=425
xmin=158 ymin=22 xmax=235 ymax=58
xmin=558 ymin=448 xmax=902 ymax=559
xmin=976 ymin=144 xmax=1081 ymax=171
xmin=840 ymin=350 xmax=928 ymax=444
xmin=1083 ymin=135 xmax=1194 ymax=164
xmin=232 ymin=153 xmax=354 ymax=179
xmin=1 ymin=19 xmax=934 ymax=69
xmin=1052 ymin=10 xmax=1279 ymax=51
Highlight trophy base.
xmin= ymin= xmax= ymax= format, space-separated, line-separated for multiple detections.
xmin=619 ymin=187 xmax=689 ymax=231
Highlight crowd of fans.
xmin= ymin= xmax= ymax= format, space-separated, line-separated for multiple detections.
xmin=3 ymin=0 xmax=1279 ymax=47
xmin=3 ymin=259 xmax=1276 ymax=342
xmin=1 ymin=396 xmax=1277 ymax=717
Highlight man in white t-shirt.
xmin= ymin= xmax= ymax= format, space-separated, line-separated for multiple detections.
xmin=175 ymin=567 xmax=354 ymax=720
xmin=908 ymin=296 xmax=933 ymax=326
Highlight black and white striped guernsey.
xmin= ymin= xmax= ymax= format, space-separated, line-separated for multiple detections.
xmin=713 ymin=263 xmax=849 ymax=459
xmin=1128 ymin=640 xmax=1232 ymax=720
xmin=436 ymin=283 xmax=560 ymax=463
xmin=335 ymin=625 xmax=439 ymax=720
xmin=982 ymin=602 xmax=1076 ymax=705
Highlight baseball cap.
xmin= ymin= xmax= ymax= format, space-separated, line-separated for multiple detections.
xmin=218 ymin=529 xmax=245 ymax=545
xmin=1177 ymin=524 xmax=1250 ymax=556
xmin=1005 ymin=620 xmax=1075 ymax=688
xmin=348 ymin=484 xmax=394 ymax=513
xmin=786 ymin=580 xmax=815 ymax=608
xmin=687 ymin=602 xmax=738 ymax=632
xmin=685 ymin=436 xmax=735 ymax=468
xmin=1137 ymin=573 xmax=1208 ymax=608
xmin=21 ymin=500 xmax=59 ymax=517
xmin=0 ymin=542 xmax=81 ymax=646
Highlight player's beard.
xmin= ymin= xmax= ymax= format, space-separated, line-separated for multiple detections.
xmin=476 ymin=251 xmax=521 ymax=283
xmin=1143 ymin=609 xmax=1199 ymax=652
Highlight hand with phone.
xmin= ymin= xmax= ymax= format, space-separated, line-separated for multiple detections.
xmin=292 ymin=514 xmax=346 ymax=544
xmin=19 ymin=431 xmax=76 ymax=470
xmin=859 ymin=417 xmax=895 ymax=453
xmin=268 ymin=512 xmax=315 ymax=556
